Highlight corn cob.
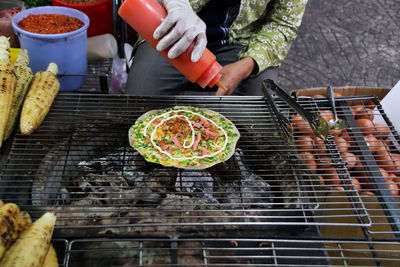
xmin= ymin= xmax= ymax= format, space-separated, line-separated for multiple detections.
xmin=0 ymin=36 xmax=17 ymax=148
xmin=10 ymin=211 xmax=32 ymax=243
xmin=42 ymin=244 xmax=58 ymax=267
xmin=0 ymin=203 xmax=20 ymax=259
xmin=0 ymin=212 xmax=56 ymax=267
xmin=20 ymin=63 xmax=59 ymax=135
xmin=4 ymin=49 xmax=33 ymax=140
xmin=0 ymin=204 xmax=32 ymax=261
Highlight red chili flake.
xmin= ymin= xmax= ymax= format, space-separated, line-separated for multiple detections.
xmin=17 ymin=14 xmax=84 ymax=34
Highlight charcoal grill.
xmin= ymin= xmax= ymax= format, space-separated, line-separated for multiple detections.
xmin=1 ymin=91 xmax=400 ymax=265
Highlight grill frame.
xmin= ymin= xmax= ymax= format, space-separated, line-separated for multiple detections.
xmin=1 ymin=93 xmax=400 ymax=265
xmin=0 ymin=94 xmax=376 ymax=238
xmin=62 ymin=238 xmax=400 ymax=267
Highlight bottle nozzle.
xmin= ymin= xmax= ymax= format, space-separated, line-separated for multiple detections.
xmin=215 ymin=80 xmax=228 ymax=96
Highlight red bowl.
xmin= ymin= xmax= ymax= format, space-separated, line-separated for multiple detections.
xmin=52 ymin=0 xmax=113 ymax=37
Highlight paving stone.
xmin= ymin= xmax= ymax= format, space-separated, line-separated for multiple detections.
xmin=279 ymin=0 xmax=400 ymax=91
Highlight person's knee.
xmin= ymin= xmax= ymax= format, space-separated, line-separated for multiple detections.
xmin=125 ymin=43 xmax=158 ymax=94
xmin=257 ymin=67 xmax=279 ymax=84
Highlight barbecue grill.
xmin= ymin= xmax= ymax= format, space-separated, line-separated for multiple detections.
xmin=1 ymin=87 xmax=399 ymax=265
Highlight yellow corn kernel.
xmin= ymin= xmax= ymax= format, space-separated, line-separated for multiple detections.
xmin=20 ymin=63 xmax=59 ymax=135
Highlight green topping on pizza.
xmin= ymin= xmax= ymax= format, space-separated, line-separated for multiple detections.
xmin=128 ymin=106 xmax=240 ymax=169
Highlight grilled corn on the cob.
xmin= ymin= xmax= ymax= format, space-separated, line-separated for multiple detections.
xmin=0 ymin=36 xmax=17 ymax=148
xmin=0 ymin=203 xmax=20 ymax=259
xmin=0 ymin=204 xmax=32 ymax=261
xmin=20 ymin=62 xmax=59 ymax=135
xmin=42 ymin=244 xmax=58 ymax=267
xmin=11 ymin=211 xmax=32 ymax=243
xmin=4 ymin=49 xmax=33 ymax=140
xmin=0 ymin=212 xmax=56 ymax=267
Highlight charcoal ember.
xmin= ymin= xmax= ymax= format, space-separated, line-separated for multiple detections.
xmin=270 ymin=153 xmax=305 ymax=209
xmin=53 ymin=205 xmax=241 ymax=236
xmin=207 ymin=161 xmax=238 ymax=182
xmin=79 ymin=181 xmax=94 ymax=192
xmin=32 ymin=124 xmax=126 ymax=206
xmin=236 ymin=124 xmax=276 ymax=151
xmin=56 ymin=187 xmax=71 ymax=205
xmin=234 ymin=125 xmax=307 ymax=207
xmin=144 ymin=168 xmax=177 ymax=194
xmin=279 ymin=176 xmax=303 ymax=209
xmin=78 ymin=147 xmax=145 ymax=174
xmin=71 ymin=198 xmax=101 ymax=206
xmin=79 ymin=171 xmax=129 ymax=189
xmin=122 ymin=171 xmax=146 ymax=183
xmin=175 ymin=170 xmax=218 ymax=204
xmin=74 ymin=186 xmax=161 ymax=206
xmin=158 ymin=194 xmax=191 ymax=210
xmin=32 ymin=152 xmax=68 ymax=206
xmin=75 ymin=172 xmax=161 ymax=205
xmin=175 ymin=171 xmax=213 ymax=193
xmin=215 ymin=149 xmax=273 ymax=209
xmin=217 ymin=177 xmax=273 ymax=209
xmin=241 ymin=176 xmax=272 ymax=208
xmin=130 ymin=186 xmax=162 ymax=203
xmin=158 ymin=194 xmax=217 ymax=211
xmin=132 ymin=210 xmax=242 ymax=235
xmin=53 ymin=206 xmax=133 ymax=235
xmin=123 ymin=150 xmax=148 ymax=172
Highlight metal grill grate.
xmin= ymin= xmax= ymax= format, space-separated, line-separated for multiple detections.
xmin=64 ymin=238 xmax=400 ymax=266
xmin=75 ymin=59 xmax=112 ymax=93
xmin=274 ymin=94 xmax=400 ymax=238
xmin=0 ymin=95 xmax=374 ymax=238
xmin=49 ymin=239 xmax=69 ymax=267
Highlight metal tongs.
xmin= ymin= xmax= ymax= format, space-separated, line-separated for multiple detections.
xmin=262 ymin=79 xmax=329 ymax=140
xmin=327 ymin=86 xmax=346 ymax=130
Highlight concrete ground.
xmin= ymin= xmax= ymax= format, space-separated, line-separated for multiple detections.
xmin=279 ymin=0 xmax=400 ymax=91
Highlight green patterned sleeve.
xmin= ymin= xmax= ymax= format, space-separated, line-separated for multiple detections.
xmin=189 ymin=0 xmax=210 ymax=13
xmin=238 ymin=0 xmax=308 ymax=75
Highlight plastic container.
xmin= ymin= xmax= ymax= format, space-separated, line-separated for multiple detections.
xmin=87 ymin=33 xmax=117 ymax=61
xmin=12 ymin=6 xmax=89 ymax=91
xmin=118 ymin=0 xmax=222 ymax=88
xmin=52 ymin=0 xmax=113 ymax=37
xmin=0 ymin=0 xmax=25 ymax=47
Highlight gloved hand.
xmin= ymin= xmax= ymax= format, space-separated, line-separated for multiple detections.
xmin=153 ymin=0 xmax=207 ymax=62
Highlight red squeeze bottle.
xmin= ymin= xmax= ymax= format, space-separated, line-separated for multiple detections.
xmin=118 ymin=0 xmax=224 ymax=89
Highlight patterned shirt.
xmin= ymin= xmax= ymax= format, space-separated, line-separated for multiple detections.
xmin=190 ymin=0 xmax=308 ymax=74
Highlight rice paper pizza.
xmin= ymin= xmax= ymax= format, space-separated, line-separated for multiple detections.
xmin=129 ymin=106 xmax=240 ymax=169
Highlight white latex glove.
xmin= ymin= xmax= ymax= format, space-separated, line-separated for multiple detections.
xmin=153 ymin=0 xmax=207 ymax=62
